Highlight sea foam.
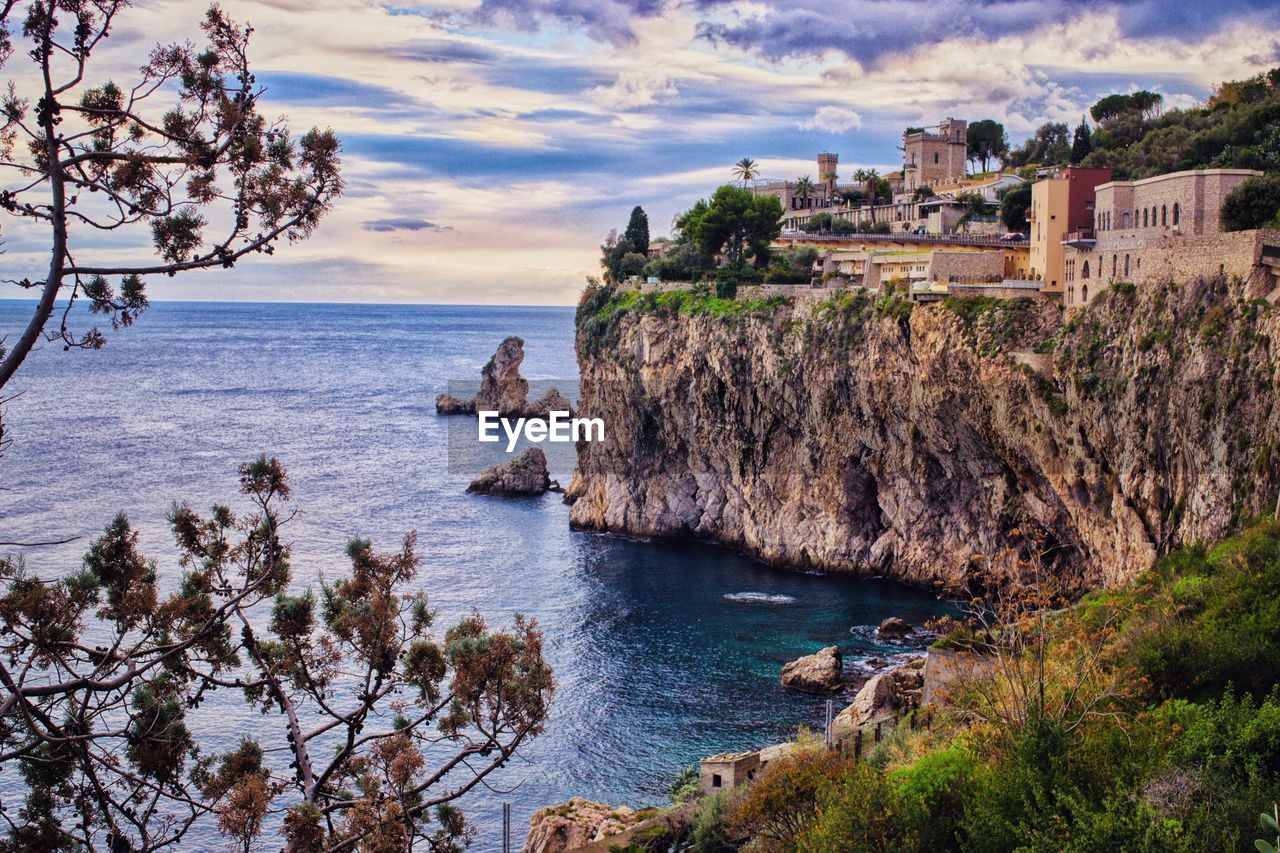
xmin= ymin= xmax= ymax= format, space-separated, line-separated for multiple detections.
xmin=722 ymin=591 xmax=797 ymax=604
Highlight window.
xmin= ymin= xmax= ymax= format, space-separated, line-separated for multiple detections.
xmin=1143 ymin=209 xmax=1148 ymax=227
xmin=934 ymin=152 xmax=939 ymax=164
xmin=1112 ymin=255 xmax=1117 ymax=277
xmin=1161 ymin=204 xmax=1167 ymax=226
xmin=1082 ymin=260 xmax=1090 ymax=279
xmin=1173 ymin=203 xmax=1180 ymax=225
xmin=1082 ymin=284 xmax=1088 ymax=301
xmin=1124 ymin=254 xmax=1130 ymax=276
xmin=712 ymin=774 xmax=722 ymax=788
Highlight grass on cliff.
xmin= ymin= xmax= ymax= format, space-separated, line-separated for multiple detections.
xmin=676 ymin=520 xmax=1280 ymax=852
xmin=577 ymin=285 xmax=791 ymax=350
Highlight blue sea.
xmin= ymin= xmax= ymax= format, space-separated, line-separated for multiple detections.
xmin=0 ymin=300 xmax=951 ymax=848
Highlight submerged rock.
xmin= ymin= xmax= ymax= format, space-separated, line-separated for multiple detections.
xmin=523 ymin=798 xmax=641 ymax=853
xmin=525 ymin=387 xmax=576 ymax=419
xmin=467 ymin=447 xmax=551 ymax=496
xmin=434 ymin=393 xmax=475 ymax=415
xmin=878 ymin=617 xmax=913 ymax=639
xmin=780 ymin=645 xmax=843 ymax=693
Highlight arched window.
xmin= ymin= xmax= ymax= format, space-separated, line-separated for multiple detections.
xmin=1124 ymin=254 xmax=1130 ymax=277
xmin=1173 ymin=202 xmax=1180 ymax=225
xmin=1082 ymin=260 xmax=1090 ymax=279
xmin=1143 ymin=209 xmax=1149 ymax=227
xmin=1112 ymin=255 xmax=1117 ymax=277
xmin=1161 ymin=205 xmax=1167 ymax=226
xmin=1082 ymin=284 xmax=1088 ymax=302
xmin=934 ymin=152 xmax=940 ymax=164
xmin=1122 ymin=212 xmax=1131 ymax=228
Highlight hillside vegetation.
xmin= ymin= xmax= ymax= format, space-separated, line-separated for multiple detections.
xmin=661 ymin=521 xmax=1280 ymax=852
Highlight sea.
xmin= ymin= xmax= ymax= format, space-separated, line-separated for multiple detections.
xmin=0 ymin=300 xmax=953 ymax=848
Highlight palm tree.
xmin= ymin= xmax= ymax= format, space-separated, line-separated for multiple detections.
xmin=853 ymin=168 xmax=881 ymax=224
xmin=794 ymin=175 xmax=816 ymax=210
xmin=732 ymin=157 xmax=759 ymax=184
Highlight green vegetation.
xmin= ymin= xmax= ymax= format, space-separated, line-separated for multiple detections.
xmin=966 ymin=119 xmax=1008 ymax=174
xmin=1080 ymin=69 xmax=1280 ymax=178
xmin=999 ymin=181 xmax=1032 ymax=232
xmin=678 ymin=185 xmax=783 ymax=268
xmin=676 ymin=521 xmax=1280 ymax=851
xmin=1221 ymin=174 xmax=1280 ymax=231
xmin=942 ymin=295 xmax=1036 ymax=355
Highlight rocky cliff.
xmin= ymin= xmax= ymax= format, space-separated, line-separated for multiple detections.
xmin=566 ymin=279 xmax=1280 ymax=590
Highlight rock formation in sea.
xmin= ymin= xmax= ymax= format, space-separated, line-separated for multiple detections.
xmin=779 ymin=645 xmax=843 ymax=692
xmin=567 ymin=277 xmax=1280 ymax=590
xmin=436 ymin=336 xmax=574 ymax=418
xmin=467 ymin=447 xmax=552 ymax=496
xmin=878 ymin=617 xmax=913 ymax=639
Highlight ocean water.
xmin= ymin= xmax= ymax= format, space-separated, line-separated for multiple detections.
xmin=0 ymin=300 xmax=952 ymax=847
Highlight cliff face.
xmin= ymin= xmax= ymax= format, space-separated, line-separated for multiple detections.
xmin=566 ymin=280 xmax=1280 ymax=590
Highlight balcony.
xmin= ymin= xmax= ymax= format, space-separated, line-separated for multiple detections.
xmin=1063 ymin=228 xmax=1095 ymax=249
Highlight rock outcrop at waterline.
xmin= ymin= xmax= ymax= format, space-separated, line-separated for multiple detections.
xmin=566 ymin=277 xmax=1280 ymax=590
xmin=780 ymin=645 xmax=843 ymax=692
xmin=436 ymin=336 xmax=574 ymax=418
xmin=467 ymin=447 xmax=552 ymax=496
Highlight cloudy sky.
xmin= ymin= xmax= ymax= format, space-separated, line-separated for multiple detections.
xmin=3 ymin=0 xmax=1278 ymax=305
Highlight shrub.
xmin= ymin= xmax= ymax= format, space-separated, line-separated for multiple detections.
xmin=724 ymin=747 xmax=849 ymax=847
xmin=795 ymin=761 xmax=919 ymax=852
xmin=688 ymin=788 xmax=735 ymax=852
xmin=1222 ymin=174 xmax=1280 ymax=231
xmin=889 ymin=745 xmax=977 ymax=849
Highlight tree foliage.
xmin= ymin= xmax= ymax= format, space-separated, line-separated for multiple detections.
xmin=622 ymin=205 xmax=650 ymax=256
xmin=1007 ymin=122 xmax=1070 ymax=168
xmin=676 ymin=184 xmax=782 ymax=267
xmin=0 ymin=459 xmax=554 ymax=851
xmin=999 ymin=182 xmax=1033 ymax=232
xmin=1220 ymin=174 xmax=1280 ymax=232
xmin=1071 ymin=119 xmax=1094 ymax=164
xmin=966 ymin=119 xmax=1008 ymax=173
xmin=0 ymin=2 xmax=343 ymax=392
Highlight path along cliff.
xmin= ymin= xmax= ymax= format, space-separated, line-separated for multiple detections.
xmin=565 ymin=279 xmax=1280 ymax=590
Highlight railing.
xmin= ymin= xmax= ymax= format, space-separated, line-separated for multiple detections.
xmin=779 ymin=230 xmax=1027 ymax=247
xmin=1064 ymin=229 xmax=1095 ymax=242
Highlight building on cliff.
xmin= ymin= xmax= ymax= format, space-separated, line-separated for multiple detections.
xmin=1060 ymin=168 xmax=1279 ymax=307
xmin=1029 ymin=167 xmax=1114 ymax=293
xmin=751 ymin=118 xmax=1026 ymax=236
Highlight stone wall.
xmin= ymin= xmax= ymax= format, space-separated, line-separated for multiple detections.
xmin=929 ymin=249 xmax=1004 ymax=284
xmin=1065 ymin=229 xmax=1280 ymax=307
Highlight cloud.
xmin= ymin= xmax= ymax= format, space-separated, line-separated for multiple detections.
xmin=586 ymin=71 xmax=679 ymax=109
xmin=363 ymin=218 xmax=451 ymax=232
xmin=797 ymin=106 xmax=862 ymax=133
xmin=464 ymin=0 xmax=667 ymax=46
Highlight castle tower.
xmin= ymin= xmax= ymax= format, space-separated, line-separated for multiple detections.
xmin=902 ymin=118 xmax=968 ymax=191
xmin=817 ymin=152 xmax=838 ymax=192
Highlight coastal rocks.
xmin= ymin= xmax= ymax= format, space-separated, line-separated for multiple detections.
xmin=878 ymin=617 xmax=913 ymax=639
xmin=780 ymin=645 xmax=843 ymax=693
xmin=523 ymin=798 xmax=641 ymax=853
xmin=436 ymin=336 xmax=575 ymax=418
xmin=467 ymin=448 xmax=551 ymax=496
xmin=568 ymin=275 xmax=1280 ymax=590
xmin=833 ymin=657 xmax=925 ymax=735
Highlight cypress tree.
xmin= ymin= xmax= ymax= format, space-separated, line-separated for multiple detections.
xmin=1071 ymin=119 xmax=1093 ymax=164
xmin=623 ymin=206 xmax=650 ymax=256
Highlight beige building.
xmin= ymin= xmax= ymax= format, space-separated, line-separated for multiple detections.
xmin=1063 ymin=168 xmax=1271 ymax=307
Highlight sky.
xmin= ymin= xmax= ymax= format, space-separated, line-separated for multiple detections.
xmin=2 ymin=0 xmax=1279 ymax=305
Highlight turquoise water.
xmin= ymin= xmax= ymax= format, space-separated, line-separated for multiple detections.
xmin=0 ymin=300 xmax=952 ymax=846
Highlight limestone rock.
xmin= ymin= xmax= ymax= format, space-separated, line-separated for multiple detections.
xmin=878 ymin=617 xmax=913 ymax=639
xmin=434 ymin=393 xmax=475 ymax=415
xmin=525 ymin=387 xmax=576 ymax=419
xmin=523 ymin=798 xmax=641 ymax=853
xmin=567 ymin=277 xmax=1280 ymax=590
xmin=780 ymin=645 xmax=843 ymax=693
xmin=475 ymin=336 xmax=530 ymax=416
xmin=437 ymin=337 xmax=577 ymax=418
xmin=832 ymin=657 xmax=925 ymax=738
xmin=467 ymin=448 xmax=551 ymax=496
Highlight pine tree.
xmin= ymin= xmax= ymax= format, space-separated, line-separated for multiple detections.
xmin=1071 ymin=119 xmax=1094 ymax=164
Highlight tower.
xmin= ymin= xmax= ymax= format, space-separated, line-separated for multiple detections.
xmin=817 ymin=152 xmax=838 ymax=192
